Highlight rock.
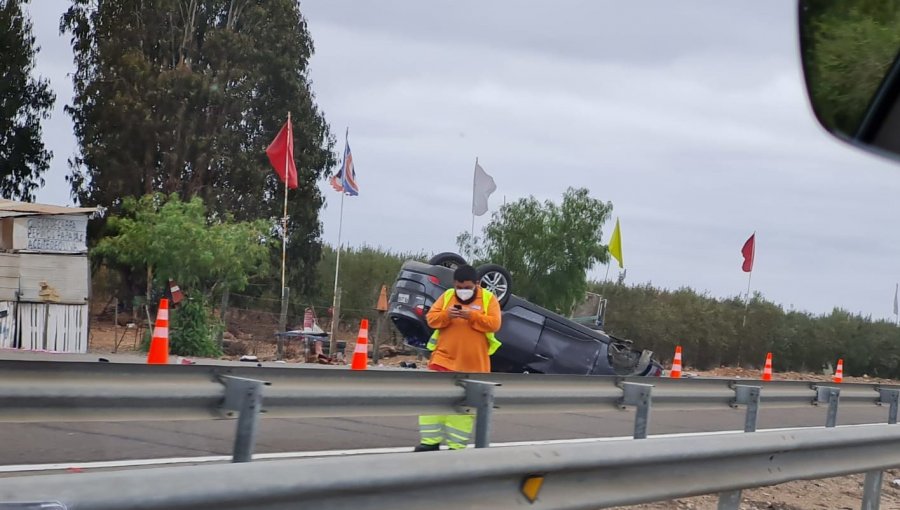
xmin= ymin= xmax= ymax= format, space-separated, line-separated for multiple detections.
xmin=891 ymin=478 xmax=900 ymax=489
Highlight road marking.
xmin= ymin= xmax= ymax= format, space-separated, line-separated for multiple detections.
xmin=0 ymin=424 xmax=870 ymax=474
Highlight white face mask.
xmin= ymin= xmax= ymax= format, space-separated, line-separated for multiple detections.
xmin=455 ymin=288 xmax=475 ymax=301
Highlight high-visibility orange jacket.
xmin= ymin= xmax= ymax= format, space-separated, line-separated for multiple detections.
xmin=426 ymin=287 xmax=501 ymax=373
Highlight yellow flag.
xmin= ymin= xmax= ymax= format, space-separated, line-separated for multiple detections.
xmin=608 ymin=218 xmax=623 ymax=268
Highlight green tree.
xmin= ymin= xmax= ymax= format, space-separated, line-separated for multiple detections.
xmin=62 ymin=0 xmax=334 ymax=296
xmin=93 ymin=193 xmax=271 ymax=297
xmin=801 ymin=0 xmax=900 ymax=135
xmin=0 ymin=0 xmax=54 ymax=201
xmin=461 ymin=187 xmax=612 ymax=314
xmin=95 ymin=193 xmax=271 ymax=356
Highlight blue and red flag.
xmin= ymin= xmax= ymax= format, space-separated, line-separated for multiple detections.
xmin=330 ymin=129 xmax=359 ymax=196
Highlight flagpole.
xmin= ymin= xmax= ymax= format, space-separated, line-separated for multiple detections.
xmin=329 ymin=127 xmax=348 ymax=358
xmin=742 ymin=269 xmax=753 ymax=327
xmin=471 ymin=157 xmax=478 ymax=241
xmin=329 ymin=192 xmax=345 ymax=337
xmin=281 ymin=112 xmax=291 ymax=309
xmin=894 ymin=283 xmax=900 ymax=328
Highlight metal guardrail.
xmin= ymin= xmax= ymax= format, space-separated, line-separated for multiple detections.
xmin=2 ymin=423 xmax=900 ymax=509
xmin=1 ymin=359 xmax=897 ymax=422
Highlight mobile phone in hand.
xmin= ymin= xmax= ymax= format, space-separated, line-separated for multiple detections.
xmin=453 ymin=305 xmax=462 ymax=310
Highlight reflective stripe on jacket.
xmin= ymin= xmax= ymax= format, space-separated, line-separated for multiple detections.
xmin=426 ymin=288 xmax=502 ymax=355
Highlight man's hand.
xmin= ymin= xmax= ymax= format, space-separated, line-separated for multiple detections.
xmin=448 ymin=307 xmax=471 ymax=319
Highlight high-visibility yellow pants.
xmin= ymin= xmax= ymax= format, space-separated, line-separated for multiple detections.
xmin=418 ymin=414 xmax=474 ymax=450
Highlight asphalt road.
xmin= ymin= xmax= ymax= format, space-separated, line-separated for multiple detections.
xmin=0 ymin=405 xmax=891 ymax=466
xmin=0 ymin=351 xmax=893 ymax=468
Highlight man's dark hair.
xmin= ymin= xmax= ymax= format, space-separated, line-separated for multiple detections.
xmin=453 ymin=264 xmax=478 ymax=283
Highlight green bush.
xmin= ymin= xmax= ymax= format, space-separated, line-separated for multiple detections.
xmin=169 ymin=297 xmax=223 ymax=358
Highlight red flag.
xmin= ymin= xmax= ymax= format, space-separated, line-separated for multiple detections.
xmin=741 ymin=233 xmax=755 ymax=273
xmin=266 ymin=118 xmax=298 ymax=189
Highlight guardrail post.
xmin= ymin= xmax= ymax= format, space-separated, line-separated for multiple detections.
xmin=221 ymin=375 xmax=269 ymax=463
xmin=621 ymin=382 xmax=653 ymax=439
xmin=717 ymin=385 xmax=762 ymax=510
xmin=878 ymin=388 xmax=900 ymax=425
xmin=734 ymin=384 xmax=761 ymax=433
xmin=862 ymin=470 xmax=884 ymax=510
xmin=459 ymin=379 xmax=500 ymax=449
xmin=861 ymin=389 xmax=900 ymax=510
xmin=816 ymin=386 xmax=840 ymax=428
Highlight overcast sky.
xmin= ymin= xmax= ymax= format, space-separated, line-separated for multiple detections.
xmin=27 ymin=1 xmax=900 ymax=320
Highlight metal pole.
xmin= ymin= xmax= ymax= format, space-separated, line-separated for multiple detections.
xmin=113 ymin=297 xmax=118 ymax=353
xmin=219 ymin=287 xmax=229 ymax=348
xmin=862 ymin=470 xmax=884 ymax=510
xmin=232 ymin=384 xmax=264 ymax=463
xmin=718 ymin=385 xmax=761 ymax=510
xmin=880 ymin=389 xmax=900 ymax=425
xmin=862 ymin=389 xmax=900 ymax=509
xmin=816 ymin=386 xmax=841 ymax=428
xmin=329 ymin=190 xmax=345 ymax=358
xmin=460 ymin=379 xmax=500 ymax=449
xmin=621 ymin=382 xmax=653 ymax=440
xmin=742 ymin=269 xmax=753 ymax=328
xmin=471 ymin=157 xmax=478 ymax=242
xmin=277 ymin=287 xmax=289 ymax=360
xmin=372 ymin=311 xmax=387 ymax=364
xmin=280 ymin=113 xmax=291 ymax=314
xmin=220 ymin=376 xmax=268 ymax=463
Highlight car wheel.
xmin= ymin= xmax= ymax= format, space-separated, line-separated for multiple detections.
xmin=428 ymin=252 xmax=467 ymax=270
xmin=477 ymin=263 xmax=512 ymax=307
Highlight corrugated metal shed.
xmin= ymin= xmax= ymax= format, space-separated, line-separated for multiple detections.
xmin=0 ymin=200 xmax=97 ymax=354
xmin=17 ymin=303 xmax=88 ymax=352
xmin=0 ymin=253 xmax=88 ymax=304
xmin=0 ymin=200 xmax=99 ymax=218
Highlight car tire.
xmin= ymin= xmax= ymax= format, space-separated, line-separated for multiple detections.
xmin=477 ymin=263 xmax=512 ymax=307
xmin=428 ymin=252 xmax=467 ymax=270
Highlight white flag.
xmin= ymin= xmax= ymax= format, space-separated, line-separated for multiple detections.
xmin=472 ymin=162 xmax=497 ymax=216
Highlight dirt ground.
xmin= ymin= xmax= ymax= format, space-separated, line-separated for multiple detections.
xmin=85 ymin=317 xmax=900 ymax=509
xmin=87 ymin=317 xmax=422 ymax=366
xmin=684 ymin=365 xmax=898 ymax=386
xmin=610 ymin=472 xmax=900 ymax=509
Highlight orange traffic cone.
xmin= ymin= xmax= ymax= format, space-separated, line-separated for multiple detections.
xmin=761 ymin=352 xmax=773 ymax=381
xmin=351 ymin=319 xmax=369 ymax=370
xmin=833 ymin=358 xmax=844 ymax=383
xmin=670 ymin=346 xmax=683 ymax=379
xmin=147 ymin=298 xmax=170 ymax=364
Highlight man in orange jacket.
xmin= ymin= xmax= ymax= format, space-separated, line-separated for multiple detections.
xmin=414 ymin=264 xmax=502 ymax=452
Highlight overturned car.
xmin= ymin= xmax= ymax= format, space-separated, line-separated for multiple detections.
xmin=388 ymin=253 xmax=662 ymax=376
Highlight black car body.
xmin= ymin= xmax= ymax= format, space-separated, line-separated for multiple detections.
xmin=388 ymin=259 xmax=662 ymax=376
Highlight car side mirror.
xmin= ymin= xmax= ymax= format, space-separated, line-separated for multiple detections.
xmin=799 ymin=1 xmax=900 ymax=160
